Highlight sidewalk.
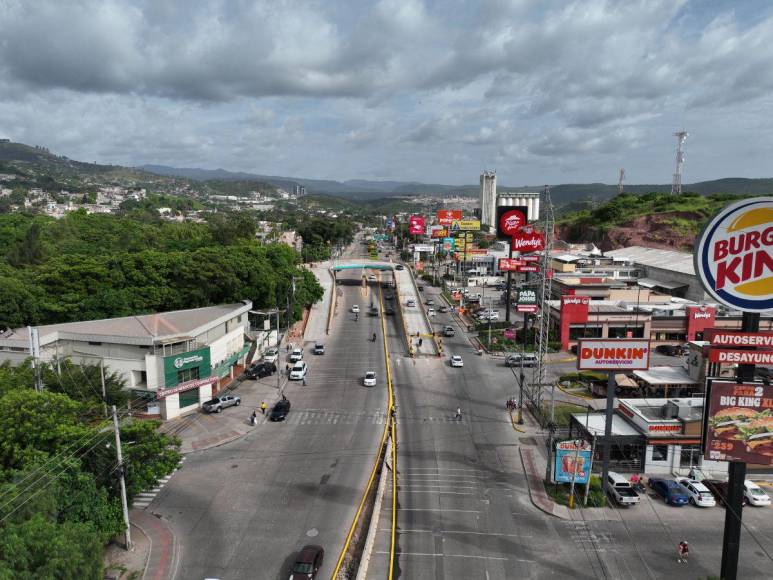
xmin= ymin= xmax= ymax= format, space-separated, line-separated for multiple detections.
xmin=513 ymin=408 xmax=572 ymax=520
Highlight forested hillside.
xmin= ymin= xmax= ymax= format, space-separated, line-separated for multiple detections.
xmin=0 ymin=211 xmax=323 ymax=329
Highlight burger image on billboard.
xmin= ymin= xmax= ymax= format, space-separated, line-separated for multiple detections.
xmin=708 ymin=406 xmax=758 ymax=439
xmin=694 ymin=197 xmax=773 ymax=312
xmin=739 ymin=415 xmax=773 ymax=456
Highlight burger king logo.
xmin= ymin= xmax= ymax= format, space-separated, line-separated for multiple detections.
xmin=695 ymin=197 xmax=773 ymax=312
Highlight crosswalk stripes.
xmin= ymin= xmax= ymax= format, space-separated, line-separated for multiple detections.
xmin=131 ymin=456 xmax=186 ymax=510
xmin=251 ymin=408 xmax=387 ymax=426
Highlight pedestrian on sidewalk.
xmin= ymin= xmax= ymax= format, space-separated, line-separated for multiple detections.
xmin=250 ymin=410 xmax=257 ymax=426
xmin=260 ymin=401 xmax=267 ymax=415
xmin=285 ymin=363 xmax=290 ymax=375
xmin=677 ymin=541 xmax=689 ymax=564
xmin=302 ymin=376 xmax=307 ymax=386
xmin=455 ymin=407 xmax=462 ymax=420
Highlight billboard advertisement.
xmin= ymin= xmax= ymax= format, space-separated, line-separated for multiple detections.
xmin=577 ymin=339 xmax=651 ymax=371
xmin=694 ymin=197 xmax=773 ymax=312
xmin=442 ymin=237 xmax=455 ymax=251
xmin=408 ymin=215 xmax=425 ymax=235
xmin=430 ymin=226 xmax=448 ymax=238
xmin=704 ymin=381 xmax=773 ymax=465
xmin=498 ymin=258 xmax=522 ymax=271
xmin=554 ymin=440 xmax=592 ymax=484
xmin=704 ymin=329 xmax=773 ymax=347
xmin=511 ymin=225 xmax=546 ymax=253
xmin=412 ymin=244 xmax=435 ymax=253
xmin=163 ymin=347 xmax=212 ymax=387
xmin=496 ymin=206 xmax=529 ymax=240
xmin=709 ymin=350 xmax=773 ymax=365
xmin=450 ymin=219 xmax=481 ymax=232
xmin=437 ymin=209 xmax=462 ymax=225
xmin=516 ymin=264 xmax=540 ymax=273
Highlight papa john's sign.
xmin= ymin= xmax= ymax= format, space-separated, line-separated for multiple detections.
xmin=577 ymin=339 xmax=651 ymax=371
xmin=694 ymin=197 xmax=773 ymax=312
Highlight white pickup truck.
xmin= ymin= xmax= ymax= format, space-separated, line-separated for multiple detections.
xmin=607 ymin=472 xmax=641 ymax=506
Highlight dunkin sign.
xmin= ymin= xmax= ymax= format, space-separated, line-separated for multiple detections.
xmin=695 ymin=197 xmax=773 ymax=312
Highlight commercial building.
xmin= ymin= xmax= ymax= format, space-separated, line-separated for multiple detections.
xmin=0 ymin=302 xmax=254 ymax=420
xmin=479 ymin=170 xmax=497 ymax=232
xmin=569 ymin=397 xmax=730 ymax=475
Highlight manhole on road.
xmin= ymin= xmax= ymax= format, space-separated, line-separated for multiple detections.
xmin=307 ymin=528 xmax=319 ymax=537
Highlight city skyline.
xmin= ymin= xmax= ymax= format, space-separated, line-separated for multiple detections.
xmin=2 ymin=1 xmax=773 ymax=185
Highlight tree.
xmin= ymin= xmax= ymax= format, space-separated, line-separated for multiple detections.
xmin=5 ymin=222 xmax=46 ymax=267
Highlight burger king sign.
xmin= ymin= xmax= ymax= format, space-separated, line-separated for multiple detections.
xmin=695 ymin=197 xmax=773 ymax=312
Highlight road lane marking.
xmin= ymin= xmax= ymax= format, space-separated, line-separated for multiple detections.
xmin=380 ymin=529 xmax=533 ymax=538
xmin=396 ymin=508 xmax=481 ymax=513
xmin=373 ymin=551 xmax=509 ymax=561
xmin=398 ymin=490 xmax=474 ymax=495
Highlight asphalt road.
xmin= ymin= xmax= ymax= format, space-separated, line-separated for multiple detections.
xmin=151 ymin=263 xmax=397 ymax=579
xmin=367 ymin=282 xmax=773 ymax=580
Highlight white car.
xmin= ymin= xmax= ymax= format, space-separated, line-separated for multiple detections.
xmin=676 ymin=478 xmax=717 ymax=507
xmin=263 ymin=347 xmax=279 ymax=363
xmin=744 ymin=481 xmax=771 ymax=506
xmin=289 ymin=361 xmax=307 ymax=380
xmin=289 ymin=348 xmax=304 ymax=362
xmin=363 ymin=371 xmax=376 ymax=387
xmin=351 ymin=304 xmax=360 ymax=313
xmin=406 ymin=299 xmax=416 ymax=307
xmin=450 ymin=355 xmax=464 ymax=368
xmin=427 ymin=308 xmax=435 ymax=316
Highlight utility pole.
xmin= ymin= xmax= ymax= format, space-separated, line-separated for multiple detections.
xmin=671 ymin=130 xmax=688 ymax=195
xmin=27 ymin=326 xmax=43 ymax=392
xmin=112 ymin=405 xmax=132 ymax=551
xmin=100 ymin=360 xmax=108 ymax=418
xmin=617 ymin=168 xmax=625 ymax=194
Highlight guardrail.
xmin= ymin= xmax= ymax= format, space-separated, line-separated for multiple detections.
xmin=326 ymin=268 xmax=336 ymax=335
xmin=332 ymin=280 xmax=397 ymax=579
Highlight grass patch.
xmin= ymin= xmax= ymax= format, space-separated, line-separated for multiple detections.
xmin=542 ymin=403 xmax=587 ymax=427
xmin=543 ymin=475 xmax=607 ymax=508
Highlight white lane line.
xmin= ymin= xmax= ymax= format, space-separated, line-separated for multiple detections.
xmin=396 ymin=508 xmax=481 ymax=513
xmin=380 ymin=529 xmax=533 ymax=538
xmin=398 ymin=485 xmax=477 ymax=490
xmin=373 ymin=551 xmax=508 ymax=561
xmin=399 ymin=468 xmax=481 ymax=473
xmin=399 ymin=477 xmax=481 ymax=482
xmin=399 ymin=490 xmax=474 ymax=495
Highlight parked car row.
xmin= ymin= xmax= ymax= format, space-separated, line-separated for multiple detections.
xmin=609 ymin=474 xmax=771 ymax=508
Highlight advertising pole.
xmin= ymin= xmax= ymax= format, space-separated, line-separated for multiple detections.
xmin=600 ymin=371 xmax=615 ymax=496
xmin=505 ymin=245 xmax=513 ymax=323
xmin=567 ymin=440 xmax=582 ymax=509
xmin=584 ymin=433 xmax=597 ymax=506
xmin=720 ymin=311 xmax=759 ymax=580
xmin=518 ymin=315 xmax=527 ymax=424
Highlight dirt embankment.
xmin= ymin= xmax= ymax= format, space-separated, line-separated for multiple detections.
xmin=557 ymin=211 xmax=703 ymax=252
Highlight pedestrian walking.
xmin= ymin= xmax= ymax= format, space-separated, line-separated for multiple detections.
xmin=302 ymin=376 xmax=307 ymax=386
xmin=455 ymin=406 xmax=462 ymax=420
xmin=260 ymin=401 xmax=267 ymax=415
xmin=286 ymin=344 xmax=290 ymax=353
xmin=418 ymin=338 xmax=423 ymax=347
xmin=250 ymin=410 xmax=257 ymax=426
xmin=677 ymin=541 xmax=689 ymax=564
xmin=285 ymin=363 xmax=290 ymax=375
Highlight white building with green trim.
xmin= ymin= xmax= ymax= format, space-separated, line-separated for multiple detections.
xmin=0 ymin=301 xmax=253 ymax=419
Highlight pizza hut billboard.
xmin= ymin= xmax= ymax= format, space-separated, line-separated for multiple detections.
xmin=408 ymin=215 xmax=425 ymax=235
xmin=704 ymin=381 xmax=773 ymax=465
xmin=694 ymin=197 xmax=773 ymax=312
xmin=496 ymin=206 xmax=529 ymax=240
xmin=511 ymin=225 xmax=545 ymax=253
xmin=577 ymin=339 xmax=651 ymax=371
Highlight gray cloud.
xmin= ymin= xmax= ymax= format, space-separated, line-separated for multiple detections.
xmin=0 ymin=0 xmax=772 ymax=184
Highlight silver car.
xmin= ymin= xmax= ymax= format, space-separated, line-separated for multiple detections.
xmin=202 ymin=394 xmax=241 ymax=413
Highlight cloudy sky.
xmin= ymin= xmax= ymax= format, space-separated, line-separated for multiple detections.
xmin=1 ymin=0 xmax=773 ymax=186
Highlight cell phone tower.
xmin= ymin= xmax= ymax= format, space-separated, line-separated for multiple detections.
xmin=618 ymin=168 xmax=625 ymax=194
xmin=671 ymin=131 xmax=688 ymax=195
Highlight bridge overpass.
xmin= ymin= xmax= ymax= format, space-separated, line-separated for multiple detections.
xmin=330 ymin=261 xmax=396 ymax=271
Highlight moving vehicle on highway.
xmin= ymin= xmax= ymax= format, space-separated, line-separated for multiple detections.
xmin=675 ymin=478 xmax=716 ymax=507
xmin=648 ymin=477 xmax=690 ymax=506
xmin=450 ymin=355 xmax=464 ymax=368
xmin=263 ymin=347 xmax=279 ymax=363
xmin=270 ymin=399 xmax=291 ymax=422
xmin=290 ymin=348 xmax=304 ymax=362
xmin=245 ymin=361 xmax=277 ymax=379
xmin=505 ymin=352 xmax=538 ymax=367
xmin=607 ymin=472 xmax=640 ymax=506
xmin=288 ymin=544 xmax=324 ymax=579
xmin=313 ymin=343 xmax=325 ymax=355
xmin=406 ymin=299 xmax=416 ymax=307
xmin=202 ymin=394 xmax=241 ymax=413
xmin=438 ymin=305 xmax=449 ymax=313
xmin=290 ymin=361 xmax=308 ymax=380
xmin=427 ymin=307 xmax=435 ymax=316
xmin=443 ymin=326 xmax=455 ymax=337
xmin=363 ymin=371 xmax=377 ymax=387
xmin=384 ymin=307 xmax=395 ymax=316
xmin=425 ymin=299 xmax=435 ymax=306
xmin=351 ymin=304 xmax=360 ymax=313
xmin=395 ymin=264 xmax=404 ymax=270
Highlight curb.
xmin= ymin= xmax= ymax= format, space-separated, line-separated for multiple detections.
xmin=519 ymin=447 xmax=570 ymax=520
xmin=556 ymin=382 xmax=595 ymax=401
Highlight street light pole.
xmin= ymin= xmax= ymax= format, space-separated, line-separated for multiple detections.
xmin=112 ymin=405 xmax=132 ymax=551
